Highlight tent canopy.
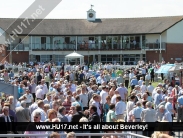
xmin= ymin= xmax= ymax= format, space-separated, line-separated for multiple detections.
xmin=65 ymin=51 xmax=84 ymax=65
xmin=65 ymin=51 xmax=84 ymax=58
xmin=155 ymin=64 xmax=175 ymax=74
xmin=169 ymin=65 xmax=183 ymax=72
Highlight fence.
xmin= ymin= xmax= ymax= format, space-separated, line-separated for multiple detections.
xmin=0 ymin=132 xmax=150 ymax=138
xmin=4 ymin=65 xmax=136 ymax=73
xmin=0 ymin=81 xmax=18 ymax=109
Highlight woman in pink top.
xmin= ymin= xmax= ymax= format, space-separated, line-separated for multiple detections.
xmin=24 ymin=111 xmax=46 ymax=138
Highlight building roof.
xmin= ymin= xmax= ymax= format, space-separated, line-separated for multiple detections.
xmin=0 ymin=16 xmax=182 ymax=35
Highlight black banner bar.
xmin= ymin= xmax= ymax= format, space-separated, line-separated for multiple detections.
xmin=0 ymin=122 xmax=183 ymax=132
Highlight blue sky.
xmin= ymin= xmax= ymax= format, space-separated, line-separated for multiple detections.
xmin=0 ymin=0 xmax=183 ymax=19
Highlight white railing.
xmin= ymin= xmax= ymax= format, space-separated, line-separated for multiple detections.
xmin=64 ymin=65 xmax=136 ymax=71
xmin=4 ymin=65 xmax=136 ymax=73
xmin=0 ymin=132 xmax=150 ymax=138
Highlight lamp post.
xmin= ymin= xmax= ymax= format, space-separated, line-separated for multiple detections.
xmin=180 ymin=66 xmax=183 ymax=86
xmin=159 ymin=34 xmax=162 ymax=62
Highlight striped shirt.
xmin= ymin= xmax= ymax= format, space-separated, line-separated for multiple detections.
xmin=62 ymin=101 xmax=71 ymax=114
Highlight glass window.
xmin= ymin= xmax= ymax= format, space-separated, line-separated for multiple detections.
xmin=101 ymin=36 xmax=106 ymax=49
xmin=101 ymin=58 xmax=106 ymax=62
xmin=101 ymin=55 xmax=106 ymax=58
xmin=124 ymin=58 xmax=129 ymax=61
xmin=130 ymin=58 xmax=135 ymax=61
xmin=55 ymin=55 xmax=65 ymax=63
xmin=106 ymin=36 xmax=112 ymax=49
xmin=142 ymin=35 xmax=146 ymax=48
xmin=113 ymin=36 xmax=121 ymax=49
xmin=122 ymin=36 xmax=129 ymax=49
xmin=107 ymin=58 xmax=112 ymax=61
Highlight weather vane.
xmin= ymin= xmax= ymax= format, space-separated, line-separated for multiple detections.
xmin=91 ymin=5 xmax=94 ymax=9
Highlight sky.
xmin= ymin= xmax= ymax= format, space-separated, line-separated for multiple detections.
xmin=0 ymin=0 xmax=183 ymax=19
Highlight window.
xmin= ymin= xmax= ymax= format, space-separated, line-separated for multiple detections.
xmin=40 ymin=55 xmax=51 ymax=62
xmin=55 ymin=55 xmax=65 ymax=63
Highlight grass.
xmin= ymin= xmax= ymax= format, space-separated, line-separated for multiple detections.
xmin=127 ymin=80 xmax=163 ymax=95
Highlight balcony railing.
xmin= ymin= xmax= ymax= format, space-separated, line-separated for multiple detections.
xmin=142 ymin=42 xmax=166 ymax=50
xmin=6 ymin=42 xmax=166 ymax=51
xmin=30 ymin=43 xmax=141 ymax=50
xmin=7 ymin=43 xmax=30 ymax=51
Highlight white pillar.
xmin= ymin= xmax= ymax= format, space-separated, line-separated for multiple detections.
xmin=112 ymin=36 xmax=113 ymax=49
xmin=160 ymin=34 xmax=161 ymax=53
xmin=65 ymin=58 xmax=66 ymax=65
xmin=93 ymin=54 xmax=95 ymax=63
xmin=159 ymin=34 xmax=162 ymax=62
xmin=140 ymin=35 xmax=142 ymax=50
xmin=140 ymin=35 xmax=143 ymax=60
xmin=120 ymin=36 xmax=122 ymax=49
xmin=30 ymin=36 xmax=33 ymax=62
xmin=76 ymin=36 xmax=77 ymax=51
xmin=52 ymin=36 xmax=54 ymax=50
xmin=99 ymin=36 xmax=101 ymax=50
xmin=31 ymin=36 xmax=33 ymax=50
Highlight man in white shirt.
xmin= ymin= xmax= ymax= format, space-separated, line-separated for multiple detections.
xmin=115 ymin=95 xmax=126 ymax=120
xmin=35 ymin=86 xmax=44 ymax=100
xmin=129 ymin=71 xmax=135 ymax=81
xmin=51 ymin=66 xmax=56 ymax=75
xmin=116 ymin=74 xmax=123 ymax=86
xmin=85 ymin=71 xmax=91 ymax=81
xmin=147 ymin=82 xmax=154 ymax=95
xmin=152 ymin=87 xmax=161 ymax=100
xmin=31 ymin=100 xmax=46 ymax=122
xmin=23 ymin=87 xmax=33 ymax=107
xmin=111 ymin=90 xmax=119 ymax=104
xmin=126 ymin=95 xmax=136 ymax=120
xmin=100 ymin=86 xmax=108 ymax=105
xmin=91 ymin=95 xmax=101 ymax=116
xmin=41 ymin=79 xmax=49 ymax=98
xmin=43 ymin=92 xmax=52 ymax=107
xmin=145 ymin=73 xmax=151 ymax=86
xmin=116 ymin=83 xmax=127 ymax=101
xmin=79 ymin=84 xmax=88 ymax=111
xmin=140 ymin=82 xmax=147 ymax=94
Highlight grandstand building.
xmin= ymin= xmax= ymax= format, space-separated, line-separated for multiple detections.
xmin=0 ymin=8 xmax=183 ymax=64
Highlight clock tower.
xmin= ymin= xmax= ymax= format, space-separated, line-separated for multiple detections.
xmin=87 ymin=5 xmax=96 ymax=21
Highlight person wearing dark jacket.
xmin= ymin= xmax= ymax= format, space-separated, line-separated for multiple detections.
xmin=71 ymin=105 xmax=85 ymax=122
xmin=70 ymin=105 xmax=85 ymax=137
xmin=0 ymin=106 xmax=18 ymax=137
xmin=88 ymin=105 xmax=100 ymax=138
xmin=36 ymin=72 xmax=42 ymax=85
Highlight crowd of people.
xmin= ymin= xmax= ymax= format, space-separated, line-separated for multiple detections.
xmin=0 ymin=60 xmax=182 ymax=138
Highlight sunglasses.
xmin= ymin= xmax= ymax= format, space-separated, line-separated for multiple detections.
xmin=34 ymin=116 xmax=39 ymax=118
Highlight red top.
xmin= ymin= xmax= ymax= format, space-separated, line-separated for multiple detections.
xmin=62 ymin=101 xmax=71 ymax=114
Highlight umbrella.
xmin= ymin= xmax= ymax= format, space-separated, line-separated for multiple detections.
xmin=155 ymin=64 xmax=175 ymax=74
xmin=169 ymin=65 xmax=183 ymax=72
